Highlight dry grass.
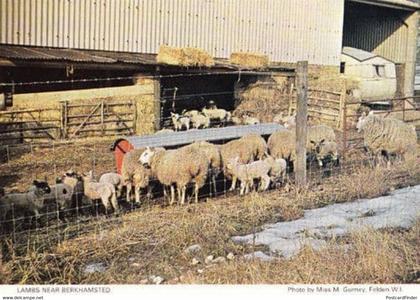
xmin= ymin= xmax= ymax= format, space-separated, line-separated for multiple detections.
xmin=230 ymin=52 xmax=269 ymax=69
xmin=1 ymin=159 xmax=419 ymax=284
xmin=157 ymin=45 xmax=215 ymax=67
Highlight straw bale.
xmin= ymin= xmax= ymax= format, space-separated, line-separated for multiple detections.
xmin=230 ymin=52 xmax=269 ymax=69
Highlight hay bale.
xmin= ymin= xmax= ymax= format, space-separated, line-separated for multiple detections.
xmin=234 ymin=80 xmax=290 ymax=123
xmin=157 ymin=45 xmax=214 ymax=67
xmin=230 ymin=52 xmax=269 ymax=69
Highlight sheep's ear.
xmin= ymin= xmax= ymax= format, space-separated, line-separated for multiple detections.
xmin=319 ymin=139 xmax=325 ymax=145
xmin=33 ymin=180 xmax=39 ymax=186
xmin=310 ymin=140 xmax=316 ymax=145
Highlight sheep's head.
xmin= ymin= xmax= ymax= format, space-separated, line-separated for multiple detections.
xmin=139 ymin=147 xmax=155 ymax=167
xmin=315 ymin=140 xmax=338 ymax=167
xmin=32 ymin=180 xmax=51 ymax=195
xmin=81 ymin=170 xmax=94 ymax=181
xmin=356 ymin=111 xmax=374 ymax=133
xmin=225 ymin=156 xmax=240 ymax=171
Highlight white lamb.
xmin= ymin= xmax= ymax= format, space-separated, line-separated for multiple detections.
xmin=81 ymin=171 xmax=118 ymax=213
xmin=190 ymin=113 xmax=211 ymax=129
xmin=170 ymin=112 xmax=190 ymax=131
xmin=225 ymin=157 xmax=271 ymax=195
xmin=242 ymin=114 xmax=260 ymax=125
xmin=99 ymin=172 xmax=124 ymax=197
xmin=201 ymin=107 xmax=231 ymax=123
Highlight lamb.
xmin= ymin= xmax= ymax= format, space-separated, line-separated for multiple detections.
xmin=356 ymin=111 xmax=417 ymax=165
xmin=121 ymin=148 xmax=152 ymax=203
xmin=171 ymin=112 xmax=190 ymax=131
xmin=81 ymin=171 xmax=118 ymax=213
xmin=184 ymin=141 xmax=222 ymax=195
xmin=201 ymin=107 xmax=231 ymax=123
xmin=0 ymin=181 xmax=51 ymax=221
xmin=225 ymin=157 xmax=271 ymax=195
xmin=182 ymin=110 xmax=200 ymax=118
xmin=38 ymin=180 xmax=74 ymax=211
xmin=314 ymin=140 xmax=339 ymax=167
xmin=242 ymin=114 xmax=260 ymax=125
xmin=219 ymin=134 xmax=267 ymax=191
xmin=264 ymin=156 xmax=287 ymax=184
xmin=99 ymin=172 xmax=124 ymax=197
xmin=139 ymin=146 xmax=208 ymax=205
xmin=189 ymin=112 xmax=211 ymax=129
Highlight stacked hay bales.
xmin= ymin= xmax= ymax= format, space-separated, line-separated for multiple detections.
xmin=233 ymin=78 xmax=291 ymax=123
xmin=230 ymin=52 xmax=269 ymax=69
xmin=157 ymin=45 xmax=215 ymax=67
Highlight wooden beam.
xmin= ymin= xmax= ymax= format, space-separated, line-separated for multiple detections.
xmin=295 ymin=61 xmax=308 ymax=187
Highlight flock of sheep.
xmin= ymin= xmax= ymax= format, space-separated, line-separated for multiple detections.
xmin=0 ymin=110 xmax=417 ymax=226
xmin=165 ymin=102 xmax=260 ymax=132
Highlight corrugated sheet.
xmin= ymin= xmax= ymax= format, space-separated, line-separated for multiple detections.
xmin=343 ymin=5 xmax=409 ymax=63
xmin=0 ymin=0 xmax=345 ymax=66
xmin=120 ymin=123 xmax=284 ymax=149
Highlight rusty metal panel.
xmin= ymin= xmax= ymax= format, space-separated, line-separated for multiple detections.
xmin=0 ymin=0 xmax=345 ymax=66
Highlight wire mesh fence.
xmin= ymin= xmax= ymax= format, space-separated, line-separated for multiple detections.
xmin=0 ymin=72 xmax=418 ymax=261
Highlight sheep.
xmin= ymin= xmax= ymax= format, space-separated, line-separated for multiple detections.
xmin=264 ymin=156 xmax=287 ymax=185
xmin=139 ymin=146 xmax=208 ymax=205
xmin=268 ymin=129 xmax=297 ymax=164
xmin=184 ymin=141 xmax=222 ymax=195
xmin=231 ymin=116 xmax=243 ymax=125
xmin=201 ymin=107 xmax=231 ymax=123
xmin=189 ymin=112 xmax=211 ymax=129
xmin=0 ymin=181 xmax=51 ymax=221
xmin=225 ymin=157 xmax=271 ymax=195
xmin=37 ymin=180 xmax=74 ymax=211
xmin=61 ymin=170 xmax=87 ymax=208
xmin=219 ymin=134 xmax=267 ymax=191
xmin=182 ymin=110 xmax=200 ymax=118
xmin=314 ymin=140 xmax=339 ymax=167
xmin=81 ymin=171 xmax=118 ymax=213
xmin=121 ymin=148 xmax=149 ymax=202
xmin=356 ymin=111 xmax=417 ymax=165
xmin=170 ymin=112 xmax=190 ymax=131
xmin=99 ymin=172 xmax=124 ymax=197
xmin=307 ymin=124 xmax=336 ymax=152
xmin=242 ymin=114 xmax=260 ymax=125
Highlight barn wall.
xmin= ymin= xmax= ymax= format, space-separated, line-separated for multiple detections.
xmin=0 ymin=0 xmax=345 ymax=66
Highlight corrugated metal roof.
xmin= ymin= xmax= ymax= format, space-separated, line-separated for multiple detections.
xmin=115 ymin=123 xmax=284 ymax=149
xmin=342 ymin=47 xmax=378 ymax=61
xmin=348 ymin=0 xmax=420 ymax=10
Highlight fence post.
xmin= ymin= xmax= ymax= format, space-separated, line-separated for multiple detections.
xmin=295 ymin=61 xmax=308 ymax=186
xmin=100 ymin=100 xmax=105 ymax=135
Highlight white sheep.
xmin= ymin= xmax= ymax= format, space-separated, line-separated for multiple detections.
xmin=99 ymin=172 xmax=124 ymax=197
xmin=62 ymin=170 xmax=85 ymax=205
xmin=184 ymin=141 xmax=222 ymax=195
xmin=0 ymin=181 xmax=51 ymax=221
xmin=189 ymin=112 xmax=211 ymax=129
xmin=170 ymin=112 xmax=190 ymax=131
xmin=264 ymin=156 xmax=287 ymax=184
xmin=201 ymin=107 xmax=231 ymax=123
xmin=242 ymin=114 xmax=260 ymax=125
xmin=357 ymin=111 xmax=417 ymax=165
xmin=81 ymin=171 xmax=118 ymax=213
xmin=38 ymin=180 xmax=74 ymax=211
xmin=225 ymin=157 xmax=271 ymax=195
xmin=307 ymin=124 xmax=336 ymax=152
xmin=139 ymin=146 xmax=208 ymax=205
xmin=220 ymin=134 xmax=267 ymax=191
xmin=182 ymin=110 xmax=200 ymax=118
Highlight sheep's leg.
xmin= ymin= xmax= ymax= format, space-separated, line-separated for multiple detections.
xmin=261 ymin=175 xmax=271 ymax=191
xmin=239 ymin=181 xmax=245 ymax=196
xmin=135 ymin=186 xmax=141 ymax=204
xmin=195 ymin=183 xmax=199 ymax=204
xmin=146 ymin=185 xmax=153 ymax=200
xmin=101 ymin=197 xmax=111 ymax=214
xmin=170 ymin=185 xmax=175 ymax=205
xmin=126 ymin=182 xmax=132 ymax=203
xmin=110 ymin=193 xmax=119 ymax=214
xmin=212 ymin=174 xmax=217 ymax=196
xmin=229 ymin=176 xmax=237 ymax=191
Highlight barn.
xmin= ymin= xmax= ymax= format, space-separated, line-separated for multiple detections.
xmin=0 ymin=0 xmax=418 ymax=142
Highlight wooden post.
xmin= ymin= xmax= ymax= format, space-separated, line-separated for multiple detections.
xmin=295 ymin=61 xmax=308 ymax=186
xmin=100 ymin=100 xmax=105 ymax=135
